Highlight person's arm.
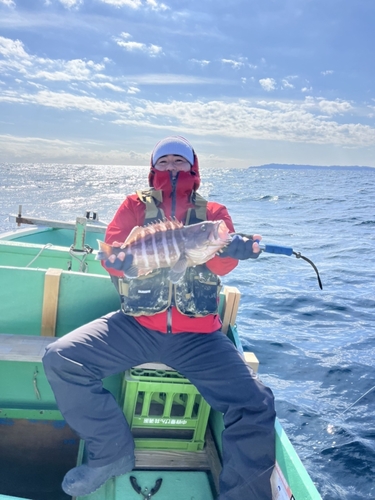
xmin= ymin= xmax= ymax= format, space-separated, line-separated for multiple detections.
xmin=205 ymin=202 xmax=238 ymax=276
xmin=101 ymin=196 xmax=141 ymax=276
xmin=205 ymin=202 xmax=261 ymax=276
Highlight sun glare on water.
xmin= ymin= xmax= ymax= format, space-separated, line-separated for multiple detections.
xmin=326 ymin=424 xmax=336 ymax=435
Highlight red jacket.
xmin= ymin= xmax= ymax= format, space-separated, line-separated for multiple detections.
xmin=103 ymin=167 xmax=238 ymax=333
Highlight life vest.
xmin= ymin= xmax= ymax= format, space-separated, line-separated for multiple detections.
xmin=118 ymin=188 xmax=222 ymax=318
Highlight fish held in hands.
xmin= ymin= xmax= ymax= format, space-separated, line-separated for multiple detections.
xmin=97 ymin=219 xmax=231 ymax=283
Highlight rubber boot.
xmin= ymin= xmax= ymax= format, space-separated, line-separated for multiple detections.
xmin=62 ymin=454 xmax=135 ymax=496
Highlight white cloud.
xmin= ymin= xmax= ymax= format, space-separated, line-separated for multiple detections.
xmin=282 ymin=76 xmax=297 ymax=90
xmin=321 ymin=70 xmax=334 ymax=75
xmin=114 ymin=33 xmax=162 ymax=57
xmin=190 ymin=59 xmax=210 ymax=67
xmin=0 ymin=0 xmax=15 ymax=6
xmin=301 ymin=86 xmax=313 ymax=93
xmin=117 ymin=40 xmax=145 ymax=51
xmin=145 ymin=0 xmax=168 ymax=11
xmin=0 ymin=36 xmax=108 ymax=83
xmin=127 ymin=86 xmax=140 ymax=94
xmin=27 ymin=81 xmax=48 ymax=89
xmin=0 ymin=89 xmax=134 ymax=115
xmin=33 ymin=59 xmax=106 ymax=81
xmin=1 ymin=89 xmax=373 ymax=147
xmin=98 ymin=0 xmax=168 ymax=8
xmin=318 ymin=98 xmax=352 ymax=115
xmin=221 ymin=58 xmax=244 ymax=69
xmin=118 ymin=31 xmax=131 ymax=39
xmin=59 ymin=0 xmax=83 ymax=8
xmin=0 ymin=36 xmax=29 ymax=58
xmin=259 ymin=78 xmax=276 ymax=91
xmin=0 ymin=35 xmax=231 ymax=96
xmin=0 ymin=133 xmax=149 ymax=164
xmin=88 ymin=82 xmax=126 ymax=92
xmin=145 ymin=98 xmax=374 ymax=147
xmin=282 ymin=79 xmax=294 ymax=89
xmin=0 ymin=37 xmax=229 ymax=89
xmin=100 ymin=0 xmax=142 ymax=7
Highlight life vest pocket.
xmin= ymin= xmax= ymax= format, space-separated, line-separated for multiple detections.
xmin=119 ymin=271 xmax=172 ymax=316
xmin=174 ymin=265 xmax=221 ymax=317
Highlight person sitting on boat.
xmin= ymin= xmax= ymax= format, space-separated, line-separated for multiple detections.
xmin=43 ymin=136 xmax=276 ymax=500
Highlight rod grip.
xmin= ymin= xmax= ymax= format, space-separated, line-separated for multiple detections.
xmin=259 ymin=243 xmax=293 ymax=256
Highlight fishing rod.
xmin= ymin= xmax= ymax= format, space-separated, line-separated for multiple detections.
xmin=327 ymin=384 xmax=375 ymax=434
xmin=238 ymin=233 xmax=323 ymax=290
xmin=340 ymin=385 xmax=375 ymax=417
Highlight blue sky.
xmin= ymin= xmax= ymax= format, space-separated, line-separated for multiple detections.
xmin=0 ymin=0 xmax=374 ymax=167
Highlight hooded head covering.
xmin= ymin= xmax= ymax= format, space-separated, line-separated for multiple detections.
xmin=149 ymin=136 xmax=201 ymax=191
xmin=151 ymin=136 xmax=194 ymax=166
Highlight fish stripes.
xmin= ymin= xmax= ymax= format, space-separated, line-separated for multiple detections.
xmin=97 ymin=218 xmax=231 ymax=282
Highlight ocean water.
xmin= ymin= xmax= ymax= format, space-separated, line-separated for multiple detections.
xmin=1 ymin=163 xmax=375 ymax=499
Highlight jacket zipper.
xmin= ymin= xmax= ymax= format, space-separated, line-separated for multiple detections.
xmin=171 ymin=173 xmax=178 ymax=216
xmin=167 ymin=173 xmax=178 ymax=334
xmin=166 ymin=307 xmax=173 ymax=334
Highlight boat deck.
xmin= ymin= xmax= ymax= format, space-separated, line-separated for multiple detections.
xmin=0 ymin=333 xmax=223 ymax=498
xmin=79 ymin=471 xmax=215 ymax=500
xmin=0 ymin=251 xmax=322 ymax=499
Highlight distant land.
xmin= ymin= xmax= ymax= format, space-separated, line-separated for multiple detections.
xmin=249 ymin=163 xmax=375 ymax=171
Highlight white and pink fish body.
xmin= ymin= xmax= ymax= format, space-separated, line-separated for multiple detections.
xmin=97 ymin=219 xmax=231 ymax=283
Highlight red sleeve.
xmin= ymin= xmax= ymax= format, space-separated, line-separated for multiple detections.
xmin=101 ymin=195 xmax=144 ymax=276
xmin=205 ymin=201 xmax=238 ymax=276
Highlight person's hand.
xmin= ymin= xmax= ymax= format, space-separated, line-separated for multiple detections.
xmin=218 ymin=234 xmax=262 ymax=260
xmin=104 ymin=242 xmax=134 ymax=272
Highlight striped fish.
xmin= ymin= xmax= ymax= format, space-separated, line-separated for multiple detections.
xmin=97 ymin=219 xmax=231 ymax=283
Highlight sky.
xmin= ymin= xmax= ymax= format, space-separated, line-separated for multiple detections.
xmin=0 ymin=0 xmax=375 ymax=168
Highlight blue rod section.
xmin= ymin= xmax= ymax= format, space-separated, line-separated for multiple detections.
xmin=259 ymin=243 xmax=294 ymax=256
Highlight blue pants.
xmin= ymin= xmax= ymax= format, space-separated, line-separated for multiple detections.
xmin=43 ymin=311 xmax=276 ymax=500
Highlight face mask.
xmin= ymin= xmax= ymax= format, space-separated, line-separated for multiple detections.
xmin=151 ymin=169 xmax=196 ymax=194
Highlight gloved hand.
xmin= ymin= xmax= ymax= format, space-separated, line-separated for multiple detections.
xmin=218 ymin=234 xmax=262 ymax=260
xmin=105 ymin=250 xmax=134 ymax=273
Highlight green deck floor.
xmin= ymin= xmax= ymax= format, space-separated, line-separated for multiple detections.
xmin=78 ymin=471 xmax=214 ymax=500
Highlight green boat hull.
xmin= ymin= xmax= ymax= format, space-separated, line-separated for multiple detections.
xmin=0 ymin=219 xmax=321 ymax=500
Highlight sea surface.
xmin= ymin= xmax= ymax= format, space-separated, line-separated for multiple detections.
xmin=1 ymin=163 xmax=375 ymax=499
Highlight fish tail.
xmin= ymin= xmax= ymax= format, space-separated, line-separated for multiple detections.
xmin=96 ymin=240 xmax=113 ymax=260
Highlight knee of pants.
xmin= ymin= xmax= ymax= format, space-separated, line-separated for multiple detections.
xmin=242 ymin=377 xmax=275 ymax=413
xmin=42 ymin=341 xmax=71 ymax=377
xmin=258 ymin=380 xmax=275 ymax=408
xmin=42 ymin=343 xmax=56 ymax=373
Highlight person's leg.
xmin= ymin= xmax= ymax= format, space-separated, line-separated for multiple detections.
xmin=42 ymin=311 xmax=163 ymax=495
xmin=161 ymin=331 xmax=276 ymax=500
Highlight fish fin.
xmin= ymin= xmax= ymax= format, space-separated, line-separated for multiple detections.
xmin=124 ymin=220 xmax=184 ymax=245
xmin=96 ymin=240 xmax=113 ymax=260
xmin=124 ymin=265 xmax=139 ymax=279
xmin=123 ymin=225 xmax=145 ymax=245
xmin=169 ymin=255 xmax=188 ymax=284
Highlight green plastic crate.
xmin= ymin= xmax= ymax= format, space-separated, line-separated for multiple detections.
xmin=122 ymin=368 xmax=211 ymax=451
